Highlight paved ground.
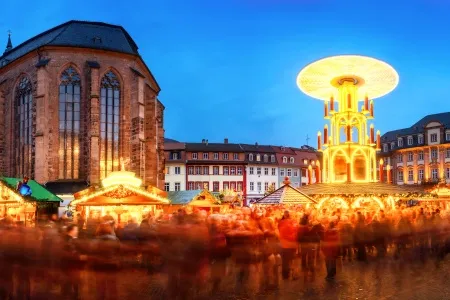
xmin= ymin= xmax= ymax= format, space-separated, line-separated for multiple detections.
xmin=25 ymin=255 xmax=450 ymax=299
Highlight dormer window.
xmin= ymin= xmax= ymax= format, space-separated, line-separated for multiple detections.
xmin=249 ymin=154 xmax=254 ymax=161
xmin=418 ymin=134 xmax=424 ymax=144
xmin=391 ymin=142 xmax=395 ymax=150
xmin=271 ymin=155 xmax=275 ymax=162
xmin=398 ymin=138 xmax=403 ymax=147
xmin=256 ymin=154 xmax=261 ymax=162
xmin=290 ymin=157 xmax=295 ymax=163
xmin=263 ymin=154 xmax=268 ymax=162
xmin=407 ymin=136 xmax=413 ymax=146
xmin=303 ymin=159 xmax=308 ymax=165
xmin=281 ymin=146 xmax=285 ymax=151
xmin=383 ymin=144 xmax=388 ymax=152
xmin=282 ymin=156 xmax=287 ymax=163
xmin=446 ymin=130 xmax=450 ymax=141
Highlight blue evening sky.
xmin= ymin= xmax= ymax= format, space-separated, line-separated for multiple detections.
xmin=1 ymin=0 xmax=449 ymax=147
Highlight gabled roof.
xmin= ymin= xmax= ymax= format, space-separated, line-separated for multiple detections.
xmin=71 ymin=184 xmax=170 ymax=206
xmin=185 ymin=142 xmax=243 ymax=152
xmin=0 ymin=20 xmax=139 ymax=67
xmin=164 ymin=138 xmax=179 ymax=143
xmin=298 ymin=182 xmax=429 ymax=196
xmin=167 ymin=190 xmax=219 ymax=206
xmin=381 ymin=112 xmax=450 ymax=143
xmin=254 ymin=184 xmax=316 ymax=205
xmin=240 ymin=144 xmax=276 ymax=153
xmin=1 ymin=177 xmax=62 ymax=202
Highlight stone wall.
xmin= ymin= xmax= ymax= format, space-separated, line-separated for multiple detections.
xmin=0 ymin=47 xmax=164 ymax=188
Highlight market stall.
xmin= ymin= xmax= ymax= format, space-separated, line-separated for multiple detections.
xmin=70 ymin=170 xmax=169 ymax=226
xmin=166 ymin=189 xmax=221 ymax=213
xmin=0 ymin=177 xmax=62 ymax=226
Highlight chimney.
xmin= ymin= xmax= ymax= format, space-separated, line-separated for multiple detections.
xmin=202 ymin=139 xmax=205 ymax=144
xmin=255 ymin=142 xmax=258 ymax=147
xmin=205 ymin=139 xmax=209 ymax=146
xmin=224 ymin=138 xmax=228 ymax=144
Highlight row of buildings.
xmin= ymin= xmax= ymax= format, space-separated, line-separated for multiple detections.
xmin=164 ymin=138 xmax=320 ymax=201
xmin=379 ymin=112 xmax=450 ymax=185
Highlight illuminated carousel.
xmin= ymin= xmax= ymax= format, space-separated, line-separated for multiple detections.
xmin=296 ymin=55 xmax=433 ymax=210
xmin=70 ymin=167 xmax=169 ymax=225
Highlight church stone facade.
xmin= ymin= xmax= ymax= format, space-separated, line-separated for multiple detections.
xmin=0 ymin=21 xmax=165 ymax=190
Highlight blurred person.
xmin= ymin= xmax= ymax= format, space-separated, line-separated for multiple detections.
xmin=61 ymin=224 xmax=85 ymax=299
xmin=278 ymin=210 xmax=298 ymax=279
xmin=322 ymin=219 xmax=340 ymax=280
xmin=339 ymin=215 xmax=354 ymax=261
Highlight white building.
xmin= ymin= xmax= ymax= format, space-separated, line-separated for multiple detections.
xmin=164 ymin=139 xmax=186 ymax=192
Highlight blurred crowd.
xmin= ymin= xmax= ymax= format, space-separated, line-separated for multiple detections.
xmin=0 ymin=204 xmax=450 ymax=299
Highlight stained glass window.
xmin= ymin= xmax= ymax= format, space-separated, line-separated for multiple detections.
xmin=15 ymin=77 xmax=33 ymax=177
xmin=100 ymin=71 xmax=120 ymax=179
xmin=59 ymin=67 xmax=81 ymax=179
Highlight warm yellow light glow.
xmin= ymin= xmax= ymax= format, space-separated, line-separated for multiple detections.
xmin=102 ymin=171 xmax=143 ymax=188
xmin=297 ymin=55 xmax=398 ymax=184
xmin=297 ymin=55 xmax=399 ymax=101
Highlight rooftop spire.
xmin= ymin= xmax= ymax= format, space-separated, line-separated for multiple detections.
xmin=4 ymin=30 xmax=12 ymax=54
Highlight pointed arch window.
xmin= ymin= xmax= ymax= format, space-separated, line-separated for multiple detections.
xmin=15 ymin=76 xmax=33 ymax=177
xmin=59 ymin=67 xmax=81 ymax=179
xmin=100 ymin=71 xmax=120 ymax=179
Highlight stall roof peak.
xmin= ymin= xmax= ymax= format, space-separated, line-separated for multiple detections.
xmin=254 ymin=184 xmax=316 ymax=205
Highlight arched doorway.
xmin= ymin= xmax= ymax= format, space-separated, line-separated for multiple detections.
xmin=352 ymin=149 xmax=367 ymax=181
xmin=333 ymin=150 xmax=348 ymax=182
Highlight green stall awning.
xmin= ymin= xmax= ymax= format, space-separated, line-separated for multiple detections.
xmin=1 ymin=177 xmax=62 ymax=202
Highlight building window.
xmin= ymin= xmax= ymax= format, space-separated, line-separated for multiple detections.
xmin=203 ymin=182 xmax=209 ymax=190
xmin=431 ymin=148 xmax=438 ymax=159
xmin=188 ymin=182 xmax=194 ymax=190
xmin=383 ymin=144 xmax=388 ymax=152
xmin=418 ymin=135 xmax=424 ymax=144
xmin=418 ymin=151 xmax=424 ymax=160
xmin=256 ymin=154 xmax=261 ymax=162
xmin=249 ymin=167 xmax=254 ymax=175
xmin=223 ymin=153 xmax=229 ymax=160
xmin=250 ymin=182 xmax=254 ymax=191
xmin=390 ymin=142 xmax=395 ymax=150
xmin=283 ymin=157 xmax=287 ymax=163
xmin=164 ymin=183 xmax=170 ymax=191
xmin=234 ymin=153 xmax=239 ymax=160
xmin=407 ymin=136 xmax=413 ymax=146
xmin=230 ymin=167 xmax=236 ymax=175
xmin=418 ymin=169 xmax=424 ymax=181
xmin=192 ymin=153 xmax=198 ymax=160
xmin=196 ymin=182 xmax=203 ymax=190
xmin=203 ymin=153 xmax=209 ymax=159
xmin=213 ymin=181 xmax=219 ymax=192
xmin=446 ymin=148 xmax=450 ymax=158
xmin=223 ymin=182 xmax=229 ymax=190
xmin=290 ymin=157 xmax=295 ymax=163
xmin=15 ymin=77 xmax=34 ymax=178
xmin=303 ymin=159 xmax=308 ymax=165
xmin=280 ymin=168 xmax=285 ymax=176
xmin=223 ymin=167 xmax=229 ymax=175
xmin=263 ymin=154 xmax=268 ymax=162
xmin=213 ymin=152 xmax=219 ymax=160
xmin=407 ymin=152 xmax=413 ymax=162
xmin=447 ymin=132 xmax=450 ymax=141
xmin=172 ymin=152 xmax=179 ymax=160
xmin=430 ymin=133 xmax=438 ymax=143
xmin=188 ymin=167 xmax=194 ymax=175
xmin=100 ymin=71 xmax=120 ymax=179
xmin=203 ymin=166 xmax=209 ymax=175
xmin=59 ymin=67 xmax=81 ymax=179
xmin=237 ymin=182 xmax=243 ymax=191
xmin=432 ymin=168 xmax=438 ymax=180
xmin=264 ymin=182 xmax=269 ymax=191
xmin=272 ymin=168 xmax=276 ymax=176
xmin=271 ymin=155 xmax=276 ymax=163
xmin=230 ymin=182 xmax=236 ymax=190
xmin=264 ymin=168 xmax=269 ymax=175
xmin=287 ymin=169 xmax=292 ymax=177
xmin=249 ymin=154 xmax=253 ymax=161
xmin=398 ymin=138 xmax=403 ymax=147
xmin=195 ymin=166 xmax=201 ymax=175
xmin=257 ymin=182 xmax=262 ymax=192
xmin=175 ymin=166 xmax=181 ymax=175
xmin=174 ymin=182 xmax=181 ymax=191
xmin=257 ymin=167 xmax=261 ymax=175
xmin=397 ymin=170 xmax=403 ymax=182
xmin=408 ymin=170 xmax=413 ymax=181
xmin=237 ymin=167 xmax=242 ymax=175
xmin=213 ymin=166 xmax=219 ymax=175
xmin=446 ymin=168 xmax=450 ymax=179
xmin=294 ymin=169 xmax=299 ymax=177
xmin=397 ymin=154 xmax=403 ymax=162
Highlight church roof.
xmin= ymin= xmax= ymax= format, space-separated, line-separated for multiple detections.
xmin=253 ymin=184 xmax=316 ymax=205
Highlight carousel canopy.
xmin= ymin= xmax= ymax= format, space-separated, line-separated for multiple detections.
xmin=167 ymin=190 xmax=221 ymax=206
xmin=254 ymin=184 xmax=317 ymax=205
xmin=1 ymin=177 xmax=62 ymax=202
xmin=298 ymin=182 xmax=430 ymax=197
xmin=71 ymin=184 xmax=170 ymax=206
